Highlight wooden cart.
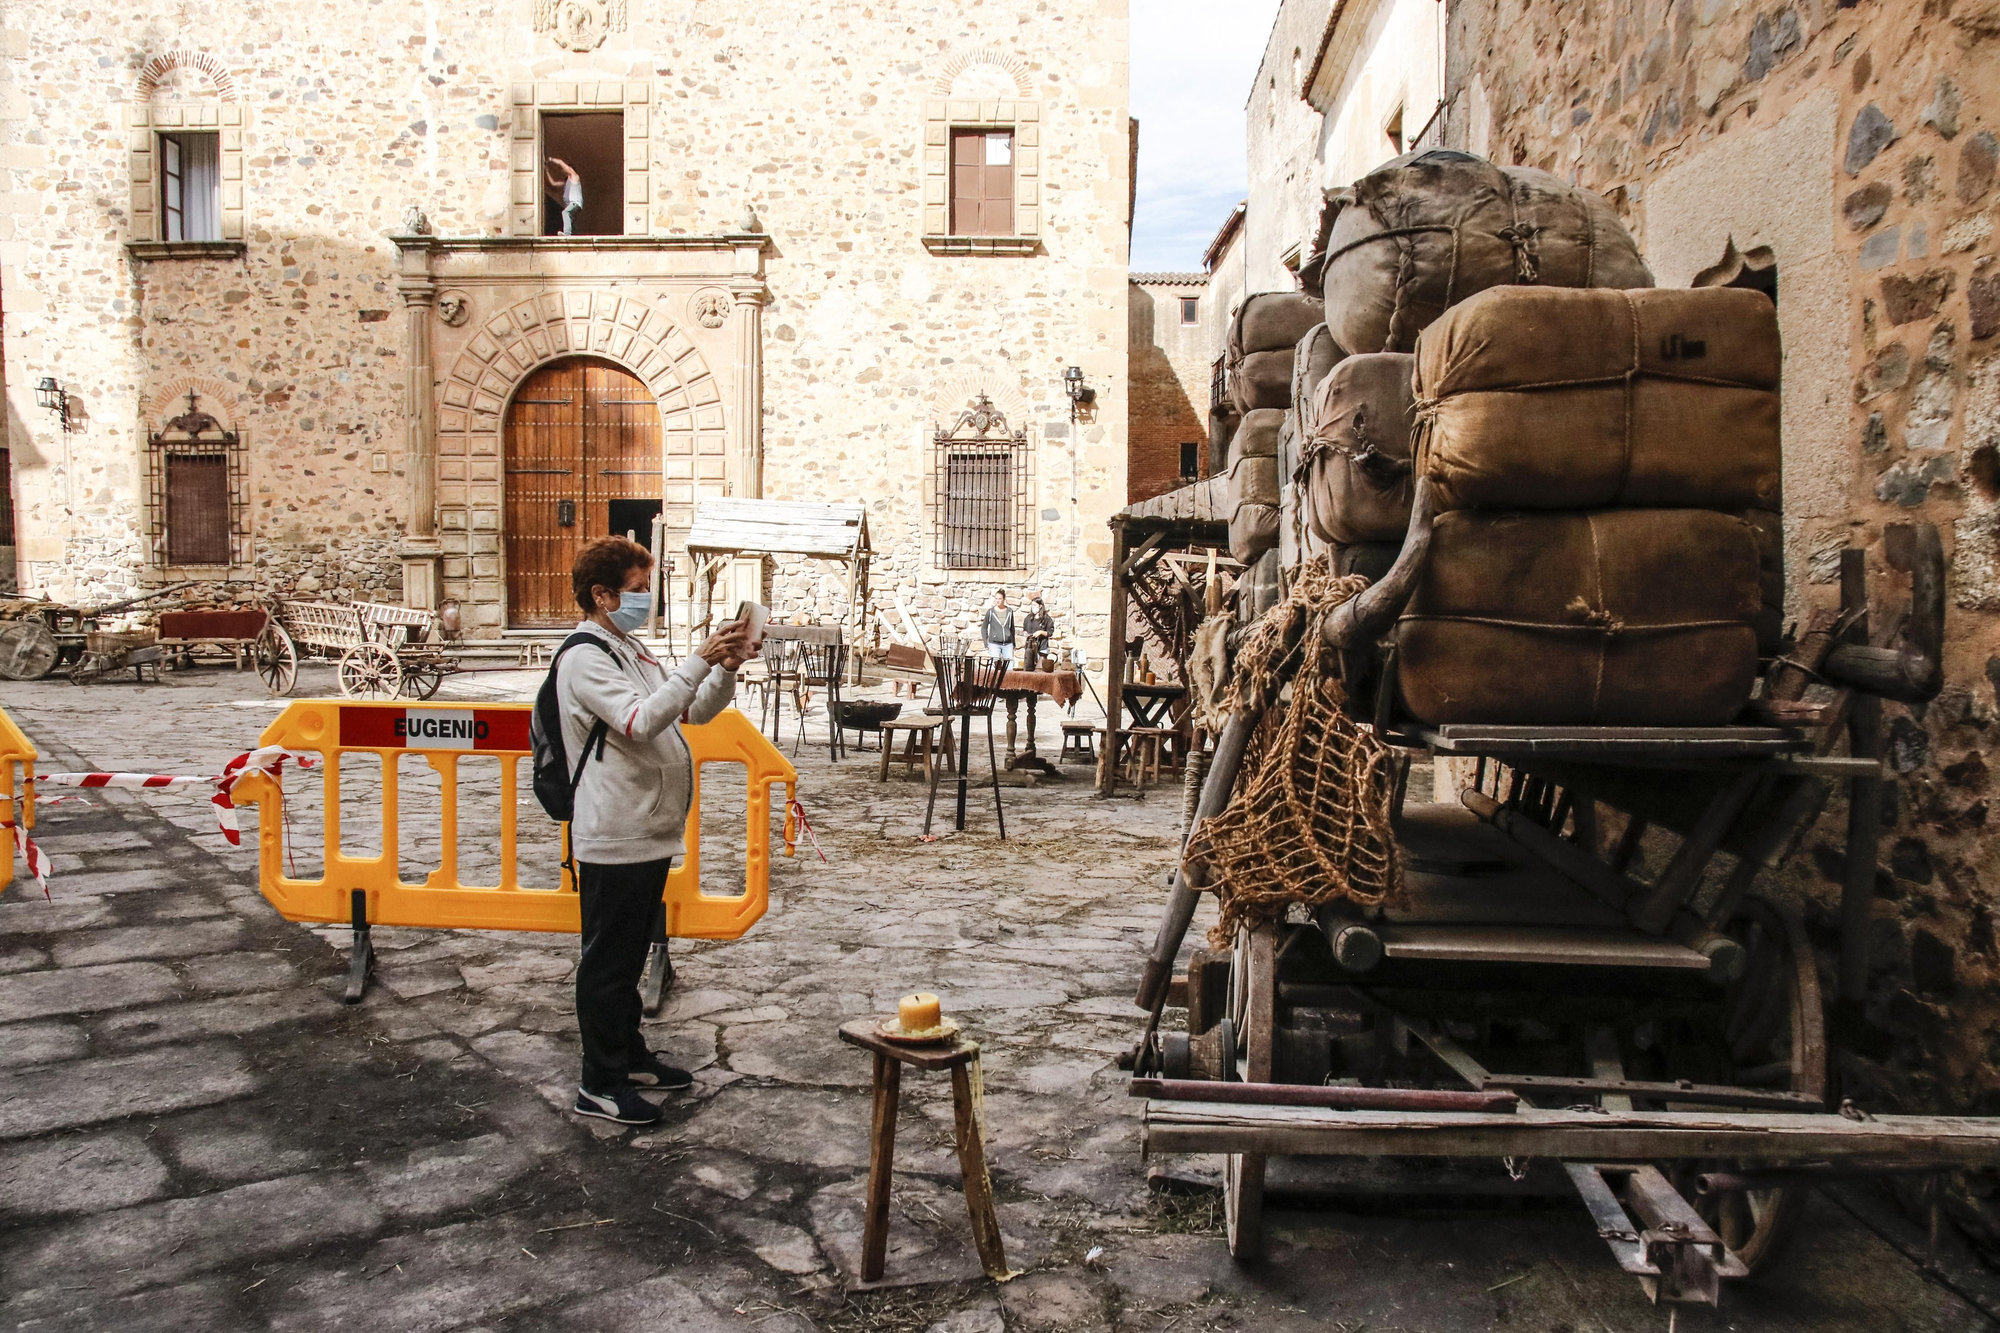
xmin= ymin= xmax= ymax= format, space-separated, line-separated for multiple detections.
xmin=275 ymin=600 xmax=457 ymax=700
xmin=0 ymin=582 xmax=196 ymax=682
xmin=1128 ymin=504 xmax=1996 ymax=1306
xmin=153 ymin=607 xmax=298 ymax=697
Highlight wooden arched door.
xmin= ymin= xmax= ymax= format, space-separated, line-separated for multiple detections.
xmin=503 ymin=356 xmax=662 ymax=627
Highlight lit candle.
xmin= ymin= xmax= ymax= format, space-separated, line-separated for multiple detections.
xmin=898 ymin=992 xmax=941 ymax=1032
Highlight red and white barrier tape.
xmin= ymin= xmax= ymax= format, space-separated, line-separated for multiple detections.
xmin=35 ymin=745 xmax=318 ymax=848
xmin=787 ymin=798 xmax=828 ymax=863
xmin=2 ymin=821 xmax=48 ymax=899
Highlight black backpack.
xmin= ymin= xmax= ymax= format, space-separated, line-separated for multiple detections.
xmin=530 ymin=632 xmax=618 ymax=823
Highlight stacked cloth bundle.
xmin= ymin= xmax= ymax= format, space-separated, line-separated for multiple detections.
xmin=1395 ymin=284 xmax=1784 ymax=726
xmin=1310 ymin=147 xmax=1655 ymax=354
xmin=1224 ymin=292 xmax=1323 ymax=564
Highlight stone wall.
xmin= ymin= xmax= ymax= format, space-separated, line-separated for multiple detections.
xmin=1127 ymin=275 xmax=1209 ymax=502
xmin=1435 ymin=0 xmax=2000 ymax=1126
xmin=1246 ymin=0 xmax=1335 ymax=291
xmin=0 ymin=0 xmax=1131 ymax=664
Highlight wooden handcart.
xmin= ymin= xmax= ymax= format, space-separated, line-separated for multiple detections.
xmin=154 ymin=607 xmax=298 ymax=697
xmin=0 ymin=582 xmax=196 ymax=683
xmin=1128 ymin=500 xmax=1999 ymax=1306
xmin=276 ymin=600 xmax=459 ymax=700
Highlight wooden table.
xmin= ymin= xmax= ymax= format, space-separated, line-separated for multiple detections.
xmin=994 ymin=668 xmax=1083 ymax=759
xmin=1119 ymin=680 xmax=1187 ymax=729
xmin=837 ymin=1018 xmax=1010 ymax=1283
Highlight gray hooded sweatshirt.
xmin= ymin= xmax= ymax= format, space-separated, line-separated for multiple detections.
xmin=556 ymin=620 xmax=737 ymax=865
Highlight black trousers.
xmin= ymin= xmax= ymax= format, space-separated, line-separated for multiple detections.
xmin=575 ymin=856 xmax=670 ymax=1092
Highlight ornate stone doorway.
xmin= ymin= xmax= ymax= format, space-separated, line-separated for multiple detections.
xmin=503 ymin=355 xmax=663 ymax=627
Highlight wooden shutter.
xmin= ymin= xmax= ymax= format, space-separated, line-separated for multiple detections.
xmin=165 ymin=454 xmax=229 ymax=564
xmin=950 ymin=129 xmax=1014 ymax=237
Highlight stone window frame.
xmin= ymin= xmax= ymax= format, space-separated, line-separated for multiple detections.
xmin=126 ymin=51 xmax=246 ymax=260
xmin=921 ymin=99 xmax=1041 ymax=257
xmin=509 ymin=80 xmax=652 ymax=238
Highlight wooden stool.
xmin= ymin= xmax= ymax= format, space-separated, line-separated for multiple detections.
xmin=1124 ymin=726 xmax=1171 ymax=785
xmin=838 ymin=1019 xmax=1010 ymax=1283
xmin=878 ymin=717 xmax=946 ymax=782
xmin=1059 ymin=721 xmax=1097 ymax=765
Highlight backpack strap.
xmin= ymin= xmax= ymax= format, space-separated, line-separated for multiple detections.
xmin=552 ymin=631 xmax=620 ymax=792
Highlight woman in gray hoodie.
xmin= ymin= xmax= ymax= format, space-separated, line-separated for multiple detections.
xmin=560 ymin=537 xmax=755 ymax=1125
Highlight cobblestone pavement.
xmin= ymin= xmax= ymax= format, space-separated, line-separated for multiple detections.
xmin=1 ymin=662 xmax=1994 ymax=1331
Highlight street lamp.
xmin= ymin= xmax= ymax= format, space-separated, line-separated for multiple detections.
xmin=35 ymin=377 xmax=74 ymax=432
xmin=1063 ymin=365 xmax=1095 ymax=423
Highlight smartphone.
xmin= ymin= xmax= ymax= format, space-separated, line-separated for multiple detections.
xmin=734 ymin=600 xmax=770 ymax=649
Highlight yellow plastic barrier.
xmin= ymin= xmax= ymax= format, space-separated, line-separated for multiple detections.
xmin=230 ymin=699 xmax=797 ymax=940
xmin=0 ymin=705 xmax=35 ymax=895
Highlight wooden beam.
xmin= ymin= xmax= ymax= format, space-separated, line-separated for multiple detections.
xmin=1101 ymin=517 xmax=1129 ymax=797
xmin=1143 ymin=1103 xmax=2000 ymax=1167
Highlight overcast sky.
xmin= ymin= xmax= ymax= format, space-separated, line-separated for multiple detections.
xmin=1130 ymin=0 xmax=1285 ymax=274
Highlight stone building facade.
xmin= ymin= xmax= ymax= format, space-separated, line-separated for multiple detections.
xmin=0 ymin=0 xmax=1132 ymax=656
xmin=1126 ymin=272 xmax=1208 ymax=502
xmin=1424 ymin=0 xmax=2000 ymax=1122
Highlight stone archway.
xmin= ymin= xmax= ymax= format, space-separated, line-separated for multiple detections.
xmin=434 ymin=289 xmax=725 ymax=630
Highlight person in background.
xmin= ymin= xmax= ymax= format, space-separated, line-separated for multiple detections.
xmin=561 ymin=537 xmax=755 ymax=1126
xmin=545 ymin=155 xmax=583 ymax=235
xmin=1022 ymin=592 xmax=1055 ymax=669
xmin=981 ymin=589 xmax=1016 ymax=667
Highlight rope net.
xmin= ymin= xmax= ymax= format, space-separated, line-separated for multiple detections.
xmin=1188 ymin=556 xmax=1402 ymax=943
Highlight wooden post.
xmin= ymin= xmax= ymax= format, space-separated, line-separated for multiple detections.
xmin=1839 ymin=548 xmax=1883 ymax=1006
xmin=950 ymin=1057 xmax=1011 ymax=1280
xmin=862 ymin=1052 xmax=902 ymax=1283
xmin=1101 ymin=516 xmax=1129 ymax=797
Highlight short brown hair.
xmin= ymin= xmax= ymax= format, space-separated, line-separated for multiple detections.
xmin=572 ymin=537 xmax=653 ymax=613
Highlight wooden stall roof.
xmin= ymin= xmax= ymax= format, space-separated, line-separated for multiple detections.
xmin=1117 ymin=476 xmax=1229 ymax=541
xmin=685 ymin=499 xmax=870 ymax=560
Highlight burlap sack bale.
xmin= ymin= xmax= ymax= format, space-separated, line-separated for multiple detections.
xmin=1395 ymin=508 xmax=1762 ymax=726
xmin=1232 ymin=407 xmax=1284 ymax=462
xmin=1334 ymin=541 xmax=1402 ymax=583
xmin=1231 ymin=349 xmax=1295 ymax=413
xmin=1227 ymin=453 xmax=1279 ymax=512
xmin=1230 ymin=503 xmax=1280 ymax=566
xmin=1317 ymin=148 xmax=1653 ymax=355
xmin=1291 ymin=324 xmax=1348 ymax=438
xmin=1741 ymin=507 xmax=1783 ymax=656
xmin=1302 ymin=352 xmax=1419 ymax=547
xmin=1229 ymin=291 xmax=1327 ymax=360
xmin=1414 ymin=285 xmax=1782 ymax=513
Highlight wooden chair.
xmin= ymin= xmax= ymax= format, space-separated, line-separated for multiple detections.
xmin=792 ymin=640 xmax=849 ymax=763
xmin=923 ymin=652 xmax=1008 ymax=838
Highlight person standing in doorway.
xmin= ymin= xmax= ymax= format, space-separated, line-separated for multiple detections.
xmin=545 ymin=155 xmax=583 ymax=235
xmin=560 ymin=537 xmax=755 ymax=1125
xmin=1022 ymin=592 xmax=1055 ymax=670
xmin=981 ymin=589 xmax=1017 ymax=667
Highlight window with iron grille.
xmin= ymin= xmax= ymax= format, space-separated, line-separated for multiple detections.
xmin=147 ymin=392 xmax=247 ymax=567
xmin=931 ymin=395 xmax=1031 ymax=570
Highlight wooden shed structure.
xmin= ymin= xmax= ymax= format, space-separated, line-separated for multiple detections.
xmin=1101 ymin=476 xmax=1232 ymax=795
xmin=684 ymin=498 xmax=872 ymax=637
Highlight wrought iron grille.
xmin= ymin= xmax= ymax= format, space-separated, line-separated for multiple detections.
xmin=1210 ymin=354 xmax=1228 ymax=415
xmin=146 ymin=391 xmax=249 ymax=567
xmin=931 ymin=396 xmax=1031 ymax=571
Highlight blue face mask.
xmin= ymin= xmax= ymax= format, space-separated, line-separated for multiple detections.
xmin=607 ymin=590 xmax=651 ymax=632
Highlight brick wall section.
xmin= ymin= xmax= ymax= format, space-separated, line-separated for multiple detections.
xmin=1437 ymin=0 xmax=2000 ymax=1126
xmin=1127 ymin=275 xmax=1208 ymax=502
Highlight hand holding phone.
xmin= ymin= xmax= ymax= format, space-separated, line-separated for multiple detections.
xmin=734 ymin=600 xmax=770 ymax=650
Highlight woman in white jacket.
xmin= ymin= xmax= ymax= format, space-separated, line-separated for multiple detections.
xmin=560 ymin=537 xmax=755 ymax=1125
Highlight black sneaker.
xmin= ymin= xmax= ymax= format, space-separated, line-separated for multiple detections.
xmin=625 ymin=1054 xmax=694 ymax=1092
xmin=574 ymin=1086 xmax=664 ymax=1125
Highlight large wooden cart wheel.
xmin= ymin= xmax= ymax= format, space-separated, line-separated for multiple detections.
xmin=337 ymin=643 xmax=403 ymax=700
xmin=0 ymin=620 xmax=58 ymax=681
xmin=255 ymin=622 xmax=297 ymax=698
xmin=1670 ymin=896 xmax=1825 ymax=1276
xmin=1224 ymin=922 xmax=1279 ymax=1262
